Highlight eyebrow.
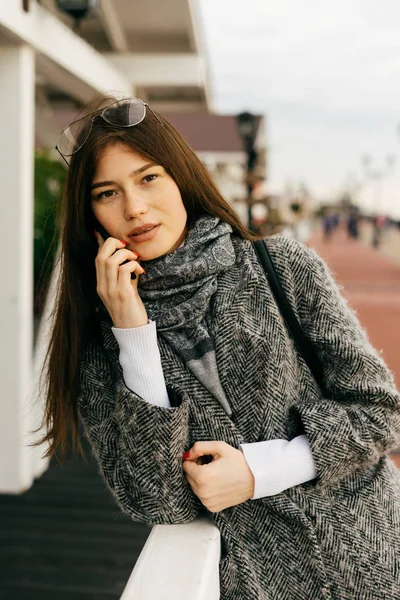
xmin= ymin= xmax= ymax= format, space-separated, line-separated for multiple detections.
xmin=90 ymin=162 xmax=159 ymax=191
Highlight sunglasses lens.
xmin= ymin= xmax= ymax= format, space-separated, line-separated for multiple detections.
xmin=102 ymin=98 xmax=145 ymax=127
xmin=57 ymin=118 xmax=93 ymax=157
xmin=56 ymin=98 xmax=152 ymax=160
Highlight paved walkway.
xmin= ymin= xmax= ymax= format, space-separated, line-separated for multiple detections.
xmin=308 ymin=227 xmax=400 ymax=464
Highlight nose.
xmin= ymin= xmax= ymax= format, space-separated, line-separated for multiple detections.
xmin=123 ymin=188 xmax=148 ymax=220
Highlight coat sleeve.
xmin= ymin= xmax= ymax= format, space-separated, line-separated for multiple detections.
xmin=268 ymin=235 xmax=400 ymax=489
xmin=78 ymin=340 xmax=201 ymax=525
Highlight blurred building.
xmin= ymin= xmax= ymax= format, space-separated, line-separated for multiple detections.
xmin=164 ymin=112 xmax=267 ymax=223
xmin=20 ymin=0 xmax=210 ymax=151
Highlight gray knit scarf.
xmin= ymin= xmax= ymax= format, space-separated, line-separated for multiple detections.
xmin=138 ymin=215 xmax=236 ymax=415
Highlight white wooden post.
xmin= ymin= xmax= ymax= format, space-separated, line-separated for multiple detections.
xmin=120 ymin=519 xmax=221 ymax=600
xmin=0 ymin=45 xmax=35 ymax=493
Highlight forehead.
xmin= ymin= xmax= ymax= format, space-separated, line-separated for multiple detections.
xmin=94 ymin=143 xmax=150 ymax=175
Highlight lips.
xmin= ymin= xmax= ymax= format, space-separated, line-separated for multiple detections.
xmin=129 ymin=225 xmax=157 ymax=237
xmin=127 ymin=224 xmax=160 ymax=243
xmin=128 ymin=223 xmax=159 ymax=237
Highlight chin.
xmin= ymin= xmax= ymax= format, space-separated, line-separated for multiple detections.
xmin=134 ymin=242 xmax=169 ymax=261
xmin=130 ymin=228 xmax=185 ymax=261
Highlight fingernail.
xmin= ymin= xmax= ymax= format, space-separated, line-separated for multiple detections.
xmin=141 ymin=267 xmax=147 ymax=274
xmin=133 ymin=252 xmax=140 ymax=258
xmin=120 ymin=240 xmax=128 ymax=245
xmin=94 ymin=229 xmax=98 ymax=239
xmin=182 ymin=451 xmax=190 ymax=460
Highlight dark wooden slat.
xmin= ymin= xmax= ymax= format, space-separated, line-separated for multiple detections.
xmin=2 ymin=585 xmax=118 ymax=600
xmin=2 ymin=543 xmax=145 ymax=565
xmin=3 ymin=514 xmax=149 ymax=537
xmin=1 ymin=528 xmax=149 ymax=552
xmin=0 ymin=430 xmax=150 ymax=599
xmin=0 ymin=503 xmax=143 ymax=525
xmin=1 ymin=562 xmax=132 ymax=592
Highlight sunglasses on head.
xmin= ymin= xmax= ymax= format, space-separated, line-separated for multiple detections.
xmin=55 ymin=97 xmax=163 ymax=165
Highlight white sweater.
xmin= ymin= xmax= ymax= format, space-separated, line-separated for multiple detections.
xmin=112 ymin=321 xmax=317 ymax=500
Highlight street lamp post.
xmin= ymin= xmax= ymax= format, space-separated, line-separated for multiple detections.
xmin=236 ymin=112 xmax=258 ymax=230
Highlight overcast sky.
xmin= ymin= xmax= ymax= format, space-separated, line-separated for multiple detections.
xmin=198 ymin=0 xmax=400 ymax=217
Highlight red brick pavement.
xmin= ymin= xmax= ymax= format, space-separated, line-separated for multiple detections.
xmin=308 ymin=228 xmax=400 ymax=466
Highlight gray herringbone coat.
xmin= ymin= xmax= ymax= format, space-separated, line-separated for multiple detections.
xmin=78 ymin=235 xmax=400 ymax=599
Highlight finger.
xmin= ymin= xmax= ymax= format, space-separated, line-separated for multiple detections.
xmin=96 ymin=239 xmax=128 ymax=284
xmin=182 ymin=458 xmax=213 ymax=478
xmin=97 ymin=237 xmax=129 ymax=258
xmin=96 ymin=242 xmax=135 ymax=296
xmin=184 ymin=474 xmax=202 ymax=497
xmin=105 ymin=248 xmax=139 ymax=266
xmin=94 ymin=229 xmax=102 ymax=247
xmin=118 ymin=258 xmax=146 ymax=291
xmin=185 ymin=441 xmax=224 ymax=461
xmin=94 ymin=231 xmax=106 ymax=295
xmin=184 ymin=473 xmax=196 ymax=489
xmin=182 ymin=460 xmax=199 ymax=478
xmin=105 ymin=251 xmax=140 ymax=296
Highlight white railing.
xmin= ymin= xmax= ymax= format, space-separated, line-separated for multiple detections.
xmin=120 ymin=518 xmax=221 ymax=600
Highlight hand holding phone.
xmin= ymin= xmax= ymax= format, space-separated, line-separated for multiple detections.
xmin=94 ymin=221 xmax=148 ymax=328
xmin=94 ymin=221 xmax=137 ymax=280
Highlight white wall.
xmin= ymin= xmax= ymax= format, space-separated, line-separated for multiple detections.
xmin=0 ymin=45 xmax=35 ymax=492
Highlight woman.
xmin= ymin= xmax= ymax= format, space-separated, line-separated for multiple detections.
xmin=36 ymin=97 xmax=400 ymax=599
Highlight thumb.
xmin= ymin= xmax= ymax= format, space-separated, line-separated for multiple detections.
xmin=94 ymin=229 xmax=103 ymax=247
xmin=183 ymin=441 xmax=224 ymax=462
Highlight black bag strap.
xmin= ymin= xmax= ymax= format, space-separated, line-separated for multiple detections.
xmin=253 ymin=239 xmax=324 ymax=387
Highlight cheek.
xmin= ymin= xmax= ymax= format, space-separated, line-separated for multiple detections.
xmin=169 ymin=187 xmax=186 ymax=219
xmin=91 ymin=204 xmax=106 ymax=226
xmin=92 ymin=202 xmax=118 ymax=221
xmin=171 ymin=200 xmax=187 ymax=230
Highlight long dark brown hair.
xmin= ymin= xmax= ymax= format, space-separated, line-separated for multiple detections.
xmin=31 ymin=96 xmax=259 ymax=463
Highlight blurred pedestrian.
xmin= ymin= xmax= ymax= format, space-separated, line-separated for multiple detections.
xmin=372 ymin=214 xmax=387 ymax=249
xmin=347 ymin=209 xmax=360 ymax=239
xmin=331 ymin=212 xmax=340 ymax=231
xmin=322 ymin=208 xmax=340 ymax=242
xmin=322 ymin=208 xmax=335 ymax=241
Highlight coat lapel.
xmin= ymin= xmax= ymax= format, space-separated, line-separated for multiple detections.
xmin=211 ymin=245 xmax=300 ymax=442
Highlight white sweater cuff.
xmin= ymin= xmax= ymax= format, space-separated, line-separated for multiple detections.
xmin=240 ymin=435 xmax=317 ymax=499
xmin=112 ymin=320 xmax=171 ymax=408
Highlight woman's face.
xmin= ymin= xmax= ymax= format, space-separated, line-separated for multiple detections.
xmin=91 ymin=143 xmax=187 ymax=260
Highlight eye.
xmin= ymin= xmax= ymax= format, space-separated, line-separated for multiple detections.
xmin=96 ymin=189 xmax=116 ymax=200
xmin=142 ymin=173 xmax=158 ymax=184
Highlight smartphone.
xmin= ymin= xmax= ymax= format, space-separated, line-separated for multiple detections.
xmin=94 ymin=220 xmax=137 ymax=280
xmin=94 ymin=220 xmax=111 ymax=242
